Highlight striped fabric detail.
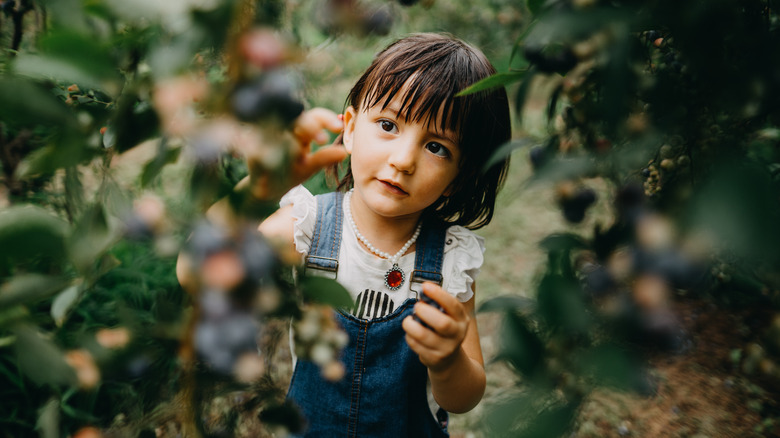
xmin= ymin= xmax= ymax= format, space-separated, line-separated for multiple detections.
xmin=352 ymin=289 xmax=395 ymax=320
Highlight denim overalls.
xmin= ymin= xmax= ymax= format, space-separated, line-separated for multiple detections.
xmin=287 ymin=191 xmax=449 ymax=437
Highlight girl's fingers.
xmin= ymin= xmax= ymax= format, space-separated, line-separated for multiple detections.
xmin=413 ymin=302 xmax=460 ymax=337
xmin=293 ymin=145 xmax=348 ymax=182
xmin=403 ymin=315 xmax=442 ymax=349
xmin=293 ymin=108 xmax=343 ymax=145
xmin=421 ymin=282 xmax=466 ymax=321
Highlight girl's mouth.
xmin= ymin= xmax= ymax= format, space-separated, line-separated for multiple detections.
xmin=380 ymin=180 xmax=408 ymax=195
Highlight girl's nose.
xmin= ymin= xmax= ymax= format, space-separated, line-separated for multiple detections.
xmin=388 ymin=138 xmax=417 ymax=174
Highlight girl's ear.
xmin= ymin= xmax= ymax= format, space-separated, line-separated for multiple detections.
xmin=342 ymin=106 xmax=357 ymax=154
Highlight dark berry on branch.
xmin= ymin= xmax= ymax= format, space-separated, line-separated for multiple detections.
xmin=231 ymin=70 xmax=304 ymax=124
xmin=582 ymin=264 xmax=615 ymax=297
xmin=615 ymin=182 xmax=645 ymax=222
xmin=645 ymin=30 xmax=660 ymax=43
xmin=529 ymin=145 xmax=548 ymax=169
xmin=195 ymin=314 xmax=260 ymax=375
xmin=524 ymin=44 xmax=577 ymax=75
xmin=239 ymin=228 xmax=278 ymax=283
xmin=188 ymin=220 xmax=230 ymax=261
xmin=360 ymin=5 xmax=393 ymax=36
xmin=560 ymin=188 xmax=597 ymax=223
xmin=523 ymin=44 xmax=544 ymax=65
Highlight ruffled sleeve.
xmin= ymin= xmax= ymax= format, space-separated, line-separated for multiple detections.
xmin=279 ymin=185 xmax=317 ymax=255
xmin=442 ymin=225 xmax=485 ymax=302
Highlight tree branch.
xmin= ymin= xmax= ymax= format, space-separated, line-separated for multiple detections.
xmin=9 ymin=0 xmax=35 ymax=57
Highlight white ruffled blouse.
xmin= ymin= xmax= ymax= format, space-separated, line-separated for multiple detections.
xmin=281 ymin=185 xmax=484 ymax=320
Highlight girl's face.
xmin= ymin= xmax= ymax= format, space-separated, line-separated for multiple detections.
xmin=342 ymin=94 xmax=461 ymax=225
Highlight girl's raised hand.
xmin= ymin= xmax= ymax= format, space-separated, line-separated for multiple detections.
xmin=288 ymin=108 xmax=347 ymax=186
xmin=402 ymin=282 xmax=471 ymax=373
xmin=240 ymin=108 xmax=347 ymax=202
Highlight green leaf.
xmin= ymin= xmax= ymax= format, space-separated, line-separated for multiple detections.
xmin=498 ymin=312 xmax=544 ymax=378
xmin=0 ymin=274 xmax=70 ymax=308
xmin=479 ymin=295 xmax=536 ymax=315
xmin=65 ymin=167 xmax=86 ymax=220
xmin=578 ymin=344 xmax=642 ymax=391
xmin=457 ymin=71 xmax=526 ymax=96
xmin=36 ymin=398 xmax=61 ymax=438
xmin=69 ymin=204 xmax=119 ymax=275
xmin=536 ymin=274 xmax=590 ymax=334
xmin=111 ymin=91 xmax=161 ymax=153
xmin=141 ymin=142 xmax=182 ymax=187
xmin=299 ymin=276 xmax=353 ymax=309
xmin=0 ymin=306 xmax=30 ymax=328
xmin=12 ymin=325 xmax=77 ymax=388
xmin=516 ymin=401 xmax=579 ymax=438
xmin=51 ymin=285 xmax=81 ymax=327
xmin=17 ymin=134 xmax=102 ymax=178
xmin=529 ymin=155 xmax=595 ymax=185
xmin=0 ymin=77 xmax=75 ymax=128
xmin=37 ymin=31 xmax=119 ymax=82
xmin=480 ymin=391 xmax=536 ymax=436
xmin=527 ymin=0 xmax=545 ymax=16
xmin=0 ymin=205 xmax=69 ymax=273
xmin=484 ymin=138 xmax=537 ymax=172
xmin=539 ymin=233 xmax=590 ymax=252
xmin=13 ymin=55 xmax=107 ymax=94
xmin=36 ymin=0 xmax=89 ymax=32
xmin=514 ymin=67 xmax=538 ymax=122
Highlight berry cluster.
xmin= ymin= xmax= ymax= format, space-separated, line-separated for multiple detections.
xmin=180 ymin=221 xmax=280 ymax=381
xmin=293 ymin=305 xmax=349 ymax=381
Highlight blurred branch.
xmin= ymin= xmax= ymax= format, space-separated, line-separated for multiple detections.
xmin=9 ymin=0 xmax=35 ymax=57
xmin=0 ymin=126 xmax=32 ymax=198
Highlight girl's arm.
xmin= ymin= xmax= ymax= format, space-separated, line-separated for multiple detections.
xmin=402 ymin=282 xmax=486 ymax=414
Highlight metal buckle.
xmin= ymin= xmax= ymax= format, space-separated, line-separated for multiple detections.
xmin=304 ymin=255 xmax=339 ymax=280
xmin=408 ymin=269 xmax=442 ymax=298
xmin=410 ymin=269 xmax=443 ymax=286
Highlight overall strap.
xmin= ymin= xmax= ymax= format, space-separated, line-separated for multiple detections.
xmin=410 ymin=223 xmax=446 ymax=289
xmin=304 ymin=191 xmax=344 ymax=277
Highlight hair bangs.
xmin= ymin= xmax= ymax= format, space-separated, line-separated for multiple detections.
xmin=357 ymin=43 xmax=476 ymax=142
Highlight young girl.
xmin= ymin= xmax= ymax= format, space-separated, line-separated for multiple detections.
xmin=260 ymin=33 xmax=511 ymax=436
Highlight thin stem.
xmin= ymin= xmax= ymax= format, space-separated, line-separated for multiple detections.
xmin=10 ymin=0 xmax=35 ymax=57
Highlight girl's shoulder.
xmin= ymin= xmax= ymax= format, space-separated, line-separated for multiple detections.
xmin=277 ymin=185 xmax=319 ymax=255
xmin=441 ymin=225 xmax=486 ymax=302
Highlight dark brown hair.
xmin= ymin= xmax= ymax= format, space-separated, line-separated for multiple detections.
xmin=336 ymin=33 xmax=511 ymax=230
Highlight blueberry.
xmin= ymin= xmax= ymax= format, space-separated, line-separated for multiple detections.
xmin=195 ymin=315 xmax=260 ymax=374
xmin=187 ymin=220 xmax=229 ymax=261
xmin=360 ymin=5 xmax=393 ymax=36
xmin=646 ymin=30 xmax=660 ymax=42
xmin=525 ymin=45 xmax=577 ymax=74
xmin=560 ymin=188 xmax=597 ymax=223
xmin=583 ymin=265 xmax=615 ymax=296
xmin=529 ymin=145 xmax=548 ymax=169
xmin=413 ymin=292 xmax=443 ymax=330
xmin=239 ymin=228 xmax=278 ymax=283
xmin=231 ymin=70 xmax=304 ymax=124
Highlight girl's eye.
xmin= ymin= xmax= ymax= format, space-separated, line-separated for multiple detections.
xmin=426 ymin=142 xmax=450 ymax=158
xmin=379 ymin=119 xmax=397 ymax=133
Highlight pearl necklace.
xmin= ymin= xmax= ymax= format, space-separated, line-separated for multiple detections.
xmin=344 ymin=190 xmax=421 ymax=290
